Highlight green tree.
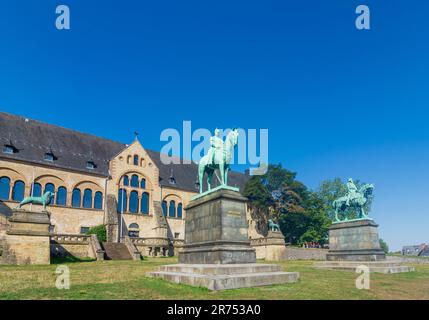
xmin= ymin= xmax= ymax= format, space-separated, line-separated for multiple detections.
xmin=86 ymin=225 xmax=107 ymax=242
xmin=244 ymin=164 xmax=331 ymax=245
xmin=379 ymin=238 xmax=389 ymax=254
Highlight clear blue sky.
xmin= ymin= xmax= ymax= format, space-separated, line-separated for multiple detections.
xmin=0 ymin=1 xmax=428 ymax=251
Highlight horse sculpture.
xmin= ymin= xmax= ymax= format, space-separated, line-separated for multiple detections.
xmin=198 ymin=129 xmax=239 ymax=193
xmin=16 ymin=191 xmax=55 ymax=211
xmin=268 ymin=219 xmax=281 ymax=232
xmin=332 ymin=183 xmax=374 ymax=222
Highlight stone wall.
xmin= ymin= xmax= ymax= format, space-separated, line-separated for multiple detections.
xmin=283 ymin=247 xmax=328 ymax=260
xmin=387 ymin=255 xmax=429 ymax=265
xmin=50 ymin=234 xmax=97 ymax=259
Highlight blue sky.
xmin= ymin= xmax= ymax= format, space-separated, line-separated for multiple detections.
xmin=0 ymin=1 xmax=428 ymax=250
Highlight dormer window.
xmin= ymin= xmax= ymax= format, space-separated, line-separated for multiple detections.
xmin=2 ymin=145 xmax=16 ymax=154
xmin=169 ymin=169 xmax=176 ymax=184
xmin=44 ymin=152 xmax=55 ymax=162
xmin=86 ymin=161 xmax=96 ymax=170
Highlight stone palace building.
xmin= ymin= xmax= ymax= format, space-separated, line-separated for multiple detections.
xmin=1 ymin=112 xmax=280 ymax=260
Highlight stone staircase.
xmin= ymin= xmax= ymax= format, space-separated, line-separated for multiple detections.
xmin=102 ymin=242 xmax=133 ymax=260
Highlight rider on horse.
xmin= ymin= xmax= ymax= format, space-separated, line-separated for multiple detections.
xmin=345 ymin=178 xmax=359 ymax=206
xmin=207 ymin=128 xmax=223 ymax=166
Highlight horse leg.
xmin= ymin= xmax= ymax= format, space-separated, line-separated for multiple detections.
xmin=207 ymin=169 xmax=213 ymax=191
xmin=224 ymin=166 xmax=229 ymax=186
xmin=198 ymin=164 xmax=205 ymax=193
xmin=361 ymin=207 xmax=366 ymax=219
xmin=220 ymin=162 xmax=225 ymax=185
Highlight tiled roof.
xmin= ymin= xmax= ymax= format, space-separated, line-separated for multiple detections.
xmin=0 ymin=112 xmax=249 ymax=193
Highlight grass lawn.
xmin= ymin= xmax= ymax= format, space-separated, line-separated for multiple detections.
xmin=0 ymin=257 xmax=428 ymax=300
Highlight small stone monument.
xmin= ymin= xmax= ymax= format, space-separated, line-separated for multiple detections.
xmin=1 ymin=192 xmax=53 ymax=265
xmin=251 ymin=219 xmax=287 ymax=261
xmin=148 ymin=129 xmax=299 ymax=290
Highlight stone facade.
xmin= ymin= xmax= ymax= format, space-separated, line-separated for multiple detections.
xmin=0 ymin=112 xmax=251 ymax=261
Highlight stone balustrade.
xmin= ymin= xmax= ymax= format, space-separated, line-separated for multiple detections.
xmin=51 ymin=234 xmax=91 ymax=245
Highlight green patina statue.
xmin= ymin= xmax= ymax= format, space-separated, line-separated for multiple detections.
xmin=332 ymin=178 xmax=374 ymax=223
xmin=16 ymin=191 xmax=55 ymax=212
xmin=268 ymin=219 xmax=281 ymax=232
xmin=198 ymin=128 xmax=239 ymax=194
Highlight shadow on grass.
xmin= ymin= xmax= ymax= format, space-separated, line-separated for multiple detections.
xmin=51 ymin=256 xmax=96 ymax=264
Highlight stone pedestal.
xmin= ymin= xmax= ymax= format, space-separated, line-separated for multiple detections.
xmin=315 ymin=219 xmax=414 ymax=273
xmin=179 ymin=189 xmax=256 ymax=264
xmin=3 ymin=209 xmax=51 ymax=265
xmin=148 ymin=188 xmax=299 ymax=290
xmin=251 ymin=231 xmax=287 ymax=261
xmin=326 ymin=219 xmax=385 ymax=261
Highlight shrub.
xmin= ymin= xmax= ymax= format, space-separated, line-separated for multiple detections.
xmin=86 ymin=224 xmax=107 ymax=242
xmin=379 ymin=238 xmax=389 ymax=254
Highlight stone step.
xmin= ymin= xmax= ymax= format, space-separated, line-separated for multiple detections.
xmin=159 ymin=263 xmax=283 ymax=275
xmin=314 ymin=261 xmax=415 ymax=274
xmin=148 ymin=270 xmax=299 ymax=291
xmin=102 ymin=242 xmax=133 ymax=260
xmin=318 ymin=261 xmax=403 ymax=267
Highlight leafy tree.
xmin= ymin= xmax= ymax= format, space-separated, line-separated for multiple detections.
xmin=243 ymin=176 xmax=273 ymax=235
xmin=244 ymin=163 xmax=331 ymax=245
xmin=86 ymin=225 xmax=107 ymax=242
xmin=379 ymin=238 xmax=389 ymax=254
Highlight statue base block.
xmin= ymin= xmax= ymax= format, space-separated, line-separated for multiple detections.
xmin=3 ymin=209 xmax=51 ymax=265
xmin=179 ymin=188 xmax=256 ymax=264
xmin=326 ymin=219 xmax=385 ymax=261
xmin=251 ymin=231 xmax=287 ymax=261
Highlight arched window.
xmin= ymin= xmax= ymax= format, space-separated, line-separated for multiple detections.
xmin=169 ymin=200 xmax=176 ymax=218
xmin=12 ymin=181 xmax=25 ymax=202
xmin=117 ymin=189 xmax=127 ymax=213
xmin=140 ymin=178 xmax=146 ymax=189
xmin=0 ymin=177 xmax=10 ymax=200
xmin=122 ymin=175 xmax=129 ymax=186
xmin=129 ymin=190 xmax=138 ymax=213
xmin=133 ymin=155 xmax=139 ymax=166
xmin=83 ymin=189 xmax=93 ymax=208
xmin=130 ymin=174 xmax=139 ymax=188
xmin=72 ymin=188 xmax=81 ymax=208
xmin=56 ymin=187 xmax=67 ymax=206
xmin=31 ymin=182 xmax=42 ymax=198
xmin=94 ymin=192 xmax=103 ymax=209
xmin=162 ymin=200 xmax=167 ymax=217
xmin=177 ymin=203 xmax=183 ymax=219
xmin=141 ymin=192 xmax=149 ymax=214
xmin=128 ymin=223 xmax=139 ymax=238
xmin=44 ymin=183 xmax=55 ymax=195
